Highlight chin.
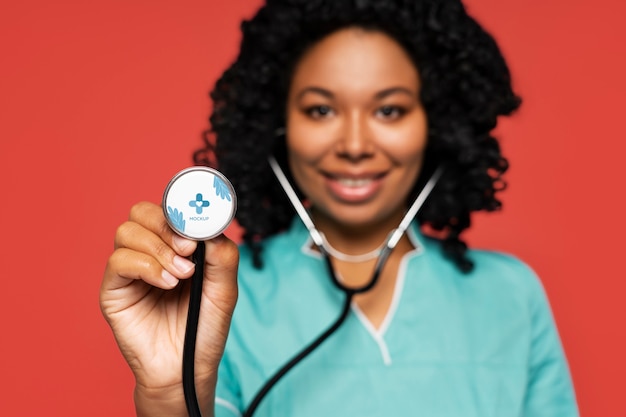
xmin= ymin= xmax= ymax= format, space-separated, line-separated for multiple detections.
xmin=324 ymin=206 xmax=403 ymax=230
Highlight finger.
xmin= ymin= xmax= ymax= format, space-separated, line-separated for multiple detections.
xmin=103 ymin=247 xmax=184 ymax=292
xmin=115 ymin=220 xmax=196 ymax=279
xmin=128 ymin=201 xmax=197 ymax=257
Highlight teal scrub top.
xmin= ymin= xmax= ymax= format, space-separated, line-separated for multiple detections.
xmin=215 ymin=219 xmax=578 ymax=417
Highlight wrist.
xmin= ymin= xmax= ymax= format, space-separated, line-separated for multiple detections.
xmin=135 ymin=383 xmax=186 ymax=417
xmin=134 ymin=377 xmax=216 ymax=417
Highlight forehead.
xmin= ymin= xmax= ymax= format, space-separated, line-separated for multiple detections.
xmin=290 ymin=28 xmax=420 ymax=95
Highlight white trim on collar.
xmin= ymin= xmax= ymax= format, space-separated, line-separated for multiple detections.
xmin=298 ymin=219 xmax=425 ymax=364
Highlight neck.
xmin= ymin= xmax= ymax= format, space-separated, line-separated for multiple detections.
xmin=309 ymin=208 xmax=411 ymax=257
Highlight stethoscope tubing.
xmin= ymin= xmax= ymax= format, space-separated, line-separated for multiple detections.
xmin=183 ymin=240 xmax=207 ymax=417
xmin=182 ymin=159 xmax=443 ymax=416
xmin=242 ymin=244 xmax=394 ymax=416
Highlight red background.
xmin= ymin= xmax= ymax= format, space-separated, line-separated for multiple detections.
xmin=1 ymin=0 xmax=624 ymax=415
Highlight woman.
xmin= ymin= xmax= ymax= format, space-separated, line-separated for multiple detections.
xmin=100 ymin=0 xmax=578 ymax=416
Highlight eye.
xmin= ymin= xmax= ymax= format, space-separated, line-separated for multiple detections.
xmin=375 ymin=105 xmax=406 ymax=120
xmin=305 ymin=105 xmax=335 ymax=119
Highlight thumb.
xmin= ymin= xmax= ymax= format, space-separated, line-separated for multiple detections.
xmin=202 ymin=234 xmax=239 ymax=311
xmin=190 ymin=235 xmax=239 ymax=378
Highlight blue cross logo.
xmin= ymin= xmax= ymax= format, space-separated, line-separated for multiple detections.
xmin=189 ymin=193 xmax=210 ymax=214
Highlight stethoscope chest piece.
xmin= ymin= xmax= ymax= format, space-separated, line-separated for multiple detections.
xmin=162 ymin=167 xmax=237 ymax=240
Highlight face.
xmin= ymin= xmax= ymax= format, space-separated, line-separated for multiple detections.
xmin=286 ymin=27 xmax=428 ymax=231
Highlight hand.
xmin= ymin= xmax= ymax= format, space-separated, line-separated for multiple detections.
xmin=100 ymin=201 xmax=239 ymax=412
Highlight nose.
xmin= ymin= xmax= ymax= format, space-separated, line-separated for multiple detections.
xmin=336 ymin=112 xmax=374 ymax=161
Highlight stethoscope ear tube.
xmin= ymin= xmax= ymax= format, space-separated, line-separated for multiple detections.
xmin=267 ymin=155 xmax=444 ymax=292
xmin=267 ymin=156 xmax=324 ymax=247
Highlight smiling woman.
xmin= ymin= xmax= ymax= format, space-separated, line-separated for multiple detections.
xmin=99 ymin=1 xmax=579 ymax=416
xmin=205 ymin=2 xmax=521 ymax=275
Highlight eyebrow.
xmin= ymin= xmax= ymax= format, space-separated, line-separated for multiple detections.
xmin=296 ymin=87 xmax=334 ymax=100
xmin=374 ymin=87 xmax=416 ymax=100
xmin=295 ymin=86 xmax=416 ymax=101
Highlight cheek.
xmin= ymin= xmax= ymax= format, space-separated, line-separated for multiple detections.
xmin=287 ymin=152 xmax=323 ymax=206
xmin=374 ymin=113 xmax=428 ymax=163
xmin=285 ymin=125 xmax=323 ymax=196
xmin=286 ymin=115 xmax=336 ymax=164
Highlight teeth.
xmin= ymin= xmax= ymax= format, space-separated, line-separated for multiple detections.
xmin=337 ymin=178 xmax=372 ymax=187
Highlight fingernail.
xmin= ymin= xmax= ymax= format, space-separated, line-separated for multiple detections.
xmin=161 ymin=270 xmax=179 ymax=287
xmin=172 ymin=234 xmax=194 ymax=252
xmin=173 ymin=255 xmax=195 ymax=274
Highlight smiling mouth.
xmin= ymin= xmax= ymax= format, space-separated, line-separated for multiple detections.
xmin=321 ymin=171 xmax=388 ymax=202
xmin=336 ymin=177 xmax=375 ymax=187
xmin=324 ymin=170 xmax=387 ymax=183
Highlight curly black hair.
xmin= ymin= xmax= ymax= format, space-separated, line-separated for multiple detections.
xmin=193 ymin=0 xmax=521 ymax=272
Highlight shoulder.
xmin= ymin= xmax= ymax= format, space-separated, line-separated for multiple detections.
xmin=469 ymin=250 xmax=550 ymax=317
xmin=418 ymin=235 xmax=546 ymax=304
xmin=469 ymin=249 xmax=540 ymax=285
xmin=469 ymin=248 xmax=545 ymax=297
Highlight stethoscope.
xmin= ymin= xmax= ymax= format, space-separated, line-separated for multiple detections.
xmin=162 ymin=157 xmax=443 ymax=417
